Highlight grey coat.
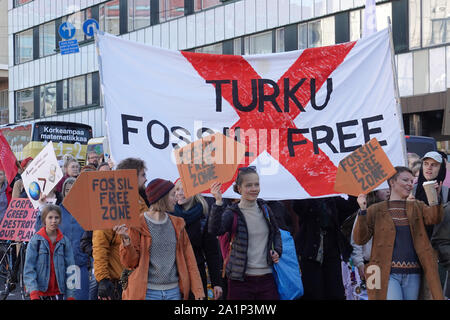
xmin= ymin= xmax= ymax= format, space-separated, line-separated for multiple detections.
xmin=208 ymin=199 xmax=282 ymax=281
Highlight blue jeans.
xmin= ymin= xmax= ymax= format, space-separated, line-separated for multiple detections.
xmin=145 ymin=287 xmax=181 ymax=300
xmin=386 ymin=273 xmax=421 ymax=300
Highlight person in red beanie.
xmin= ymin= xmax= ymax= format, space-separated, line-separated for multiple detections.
xmin=115 ymin=178 xmax=205 ymax=300
xmin=11 ymin=157 xmax=33 ymax=199
xmin=23 ymin=204 xmax=76 ymax=300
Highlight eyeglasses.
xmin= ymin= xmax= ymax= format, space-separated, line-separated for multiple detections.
xmin=238 ymin=166 xmax=256 ymax=172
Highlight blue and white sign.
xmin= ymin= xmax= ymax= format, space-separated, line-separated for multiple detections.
xmin=83 ymin=19 xmax=99 ymax=37
xmin=59 ymin=40 xmax=80 ymax=55
xmin=58 ymin=22 xmax=76 ymax=40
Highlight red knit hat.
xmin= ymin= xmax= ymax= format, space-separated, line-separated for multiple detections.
xmin=145 ymin=178 xmax=175 ymax=205
xmin=21 ymin=157 xmax=33 ymax=169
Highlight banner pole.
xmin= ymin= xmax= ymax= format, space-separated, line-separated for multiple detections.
xmin=387 ymin=17 xmax=408 ymax=167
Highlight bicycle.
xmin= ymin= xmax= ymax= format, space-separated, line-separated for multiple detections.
xmin=0 ymin=240 xmax=28 ymax=300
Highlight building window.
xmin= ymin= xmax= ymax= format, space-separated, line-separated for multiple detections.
xmin=298 ymin=23 xmax=308 ymax=49
xmin=14 ymin=29 xmax=33 ymax=64
xmin=195 ymin=0 xmax=222 ymax=11
xmin=100 ymin=0 xmax=120 ymax=36
xmin=422 ymin=0 xmax=449 ymax=47
xmin=233 ymin=38 xmax=242 ymax=55
xmin=160 ymin=0 xmax=185 ymax=22
xmin=244 ymin=31 xmax=272 ymax=55
xmin=63 ymin=11 xmax=85 ymax=43
xmin=413 ymin=49 xmax=429 ymax=95
xmin=195 ymin=43 xmax=223 ymax=54
xmin=16 ymin=88 xmax=34 ymax=121
xmin=298 ymin=17 xmax=335 ymax=49
xmin=350 ymin=10 xmax=362 ymax=41
xmin=128 ymin=0 xmax=151 ymax=31
xmin=0 ymin=91 xmax=8 ymax=125
xmin=39 ymin=21 xmax=56 ymax=57
xmin=64 ymin=74 xmax=93 ymax=110
xmin=398 ymin=52 xmax=413 ymax=97
xmin=40 ymin=83 xmax=57 ymax=118
xmin=409 ymin=0 xmax=421 ymax=49
xmin=429 ymin=46 xmax=446 ymax=93
xmin=373 ymin=2 xmax=392 ymax=33
xmin=276 ymin=28 xmax=285 ymax=53
xmin=14 ymin=0 xmax=32 ymax=7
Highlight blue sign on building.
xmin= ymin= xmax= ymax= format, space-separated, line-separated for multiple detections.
xmin=83 ymin=19 xmax=99 ymax=37
xmin=59 ymin=40 xmax=80 ymax=55
xmin=58 ymin=22 xmax=76 ymax=40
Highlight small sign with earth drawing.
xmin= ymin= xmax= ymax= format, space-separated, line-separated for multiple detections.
xmin=21 ymin=142 xmax=64 ymax=209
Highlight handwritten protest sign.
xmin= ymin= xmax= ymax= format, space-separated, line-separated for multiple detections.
xmin=0 ymin=199 xmax=39 ymax=242
xmin=21 ymin=142 xmax=64 ymax=209
xmin=174 ymin=133 xmax=246 ymax=198
xmin=62 ymin=169 xmax=140 ymax=230
xmin=334 ymin=138 xmax=396 ymax=196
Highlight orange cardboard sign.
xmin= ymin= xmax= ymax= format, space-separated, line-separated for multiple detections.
xmin=174 ymin=133 xmax=246 ymax=198
xmin=62 ymin=169 xmax=140 ymax=230
xmin=334 ymin=138 xmax=396 ymax=196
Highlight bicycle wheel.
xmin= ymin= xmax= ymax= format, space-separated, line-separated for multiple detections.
xmin=18 ymin=244 xmax=28 ymax=300
xmin=0 ymin=245 xmax=12 ymax=300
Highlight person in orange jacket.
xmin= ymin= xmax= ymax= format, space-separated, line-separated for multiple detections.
xmin=115 ymin=178 xmax=205 ymax=300
xmin=93 ymin=157 xmax=149 ymax=300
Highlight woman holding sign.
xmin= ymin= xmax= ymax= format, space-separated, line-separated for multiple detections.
xmin=208 ymin=166 xmax=282 ymax=300
xmin=353 ymin=166 xmax=444 ymax=300
xmin=115 ymin=178 xmax=205 ymax=300
xmin=171 ymin=179 xmax=223 ymax=300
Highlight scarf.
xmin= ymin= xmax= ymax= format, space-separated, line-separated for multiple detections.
xmin=171 ymin=202 xmax=204 ymax=226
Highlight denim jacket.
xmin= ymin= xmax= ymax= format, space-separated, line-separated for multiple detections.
xmin=24 ymin=229 xmax=76 ymax=299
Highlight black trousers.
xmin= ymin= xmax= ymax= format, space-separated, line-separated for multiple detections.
xmin=299 ymin=258 xmax=346 ymax=300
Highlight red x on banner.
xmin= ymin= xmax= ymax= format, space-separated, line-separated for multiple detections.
xmin=181 ymin=42 xmax=356 ymax=196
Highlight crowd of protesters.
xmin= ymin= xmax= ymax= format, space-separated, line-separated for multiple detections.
xmin=0 ymin=148 xmax=449 ymax=301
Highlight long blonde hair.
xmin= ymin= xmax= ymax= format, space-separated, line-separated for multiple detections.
xmin=175 ymin=180 xmax=209 ymax=215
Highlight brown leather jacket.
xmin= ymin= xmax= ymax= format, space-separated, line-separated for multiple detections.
xmin=354 ymin=200 xmax=444 ymax=300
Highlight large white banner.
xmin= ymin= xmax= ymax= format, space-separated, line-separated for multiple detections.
xmin=96 ymin=29 xmax=405 ymax=200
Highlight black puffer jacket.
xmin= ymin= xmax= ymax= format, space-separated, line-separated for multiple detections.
xmin=208 ymin=199 xmax=282 ymax=281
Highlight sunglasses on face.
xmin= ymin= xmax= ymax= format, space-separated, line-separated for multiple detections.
xmin=238 ymin=166 xmax=256 ymax=172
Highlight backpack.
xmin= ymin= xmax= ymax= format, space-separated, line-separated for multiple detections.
xmin=217 ymin=211 xmax=238 ymax=278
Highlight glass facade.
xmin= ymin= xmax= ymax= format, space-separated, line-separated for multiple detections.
xmin=66 ymin=74 xmax=93 ymax=110
xmin=16 ymin=88 xmax=34 ymax=121
xmin=422 ymin=0 xmax=449 ymax=47
xmin=160 ymin=0 xmax=185 ymax=22
xmin=0 ymin=91 xmax=8 ymax=125
xmin=129 ymin=0 xmax=151 ymax=31
xmin=195 ymin=43 xmax=223 ymax=54
xmin=39 ymin=21 xmax=56 ymax=57
xmin=14 ymin=29 xmax=33 ymax=64
xmin=100 ymin=0 xmax=120 ymax=36
xmin=410 ymin=0 xmax=450 ymax=49
xmin=244 ymin=31 xmax=272 ymax=55
xmin=40 ymin=82 xmax=57 ymax=117
xmin=9 ymin=0 xmax=450 ymax=125
xmin=195 ymin=0 xmax=222 ymax=12
xmin=14 ymin=0 xmax=32 ymax=7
